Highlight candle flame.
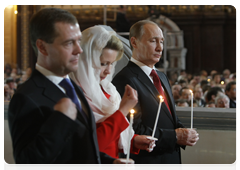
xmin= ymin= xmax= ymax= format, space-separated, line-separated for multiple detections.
xmin=130 ymin=109 xmax=135 ymax=114
xmin=189 ymin=90 xmax=193 ymax=94
xmin=221 ymin=81 xmax=224 ymax=85
xmin=159 ymin=95 xmax=164 ymax=102
xmin=207 ymin=79 xmax=210 ymax=82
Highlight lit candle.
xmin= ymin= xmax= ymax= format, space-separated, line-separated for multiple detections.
xmin=126 ymin=109 xmax=135 ymax=163
xmin=221 ymin=81 xmax=224 ymax=85
xmin=190 ymin=90 xmax=193 ymax=129
xmin=151 ymin=96 xmax=164 ymax=138
xmin=207 ymin=78 xmax=211 ymax=82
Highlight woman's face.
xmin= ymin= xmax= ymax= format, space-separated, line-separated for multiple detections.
xmin=100 ymin=48 xmax=118 ymax=81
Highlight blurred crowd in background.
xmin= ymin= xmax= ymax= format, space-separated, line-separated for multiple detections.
xmin=169 ymin=69 xmax=236 ymax=108
xmin=4 ymin=63 xmax=236 ymax=109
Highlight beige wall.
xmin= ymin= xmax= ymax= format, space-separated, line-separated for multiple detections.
xmin=4 ymin=5 xmax=17 ymax=68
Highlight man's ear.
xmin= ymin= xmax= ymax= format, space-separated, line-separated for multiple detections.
xmin=130 ymin=37 xmax=137 ymax=49
xmin=36 ymin=39 xmax=48 ymax=56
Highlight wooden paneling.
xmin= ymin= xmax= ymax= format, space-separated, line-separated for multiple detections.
xmin=4 ymin=6 xmax=17 ymax=68
xmin=171 ymin=13 xmax=236 ymax=74
xmin=15 ymin=6 xmax=236 ymax=75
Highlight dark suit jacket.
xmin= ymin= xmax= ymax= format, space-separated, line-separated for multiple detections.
xmin=229 ymin=99 xmax=236 ymax=108
xmin=112 ymin=61 xmax=185 ymax=164
xmin=116 ymin=12 xmax=131 ymax=32
xmin=8 ymin=69 xmax=115 ymax=164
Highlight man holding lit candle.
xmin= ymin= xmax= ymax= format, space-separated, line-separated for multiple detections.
xmin=113 ymin=20 xmax=199 ymax=164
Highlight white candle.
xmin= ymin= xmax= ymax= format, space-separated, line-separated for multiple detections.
xmin=126 ymin=109 xmax=135 ymax=163
xmin=190 ymin=90 xmax=193 ymax=129
xmin=151 ymin=96 xmax=164 ymax=138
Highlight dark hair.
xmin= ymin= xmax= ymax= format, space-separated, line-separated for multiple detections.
xmin=6 ymin=77 xmax=14 ymax=84
xmin=129 ymin=20 xmax=158 ymax=50
xmin=206 ymin=87 xmax=223 ymax=102
xmin=193 ymin=72 xmax=200 ymax=77
xmin=225 ymin=81 xmax=236 ymax=92
xmin=200 ymin=80 xmax=209 ymax=88
xmin=212 ymin=72 xmax=221 ymax=79
xmin=202 ymin=84 xmax=211 ymax=93
xmin=178 ymin=79 xmax=187 ymax=84
xmin=30 ymin=8 xmax=78 ymax=55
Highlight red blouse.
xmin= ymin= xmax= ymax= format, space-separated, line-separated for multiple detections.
xmin=96 ymin=87 xmax=140 ymax=158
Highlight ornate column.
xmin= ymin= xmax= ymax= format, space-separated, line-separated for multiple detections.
xmin=20 ymin=5 xmax=30 ymax=71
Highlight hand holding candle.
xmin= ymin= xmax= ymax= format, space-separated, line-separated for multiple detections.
xmin=189 ymin=90 xmax=193 ymax=129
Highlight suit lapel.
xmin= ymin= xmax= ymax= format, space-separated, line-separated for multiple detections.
xmin=31 ymin=70 xmax=90 ymax=128
xmin=128 ymin=62 xmax=159 ymax=101
xmin=32 ymin=70 xmax=66 ymax=103
xmin=71 ymin=79 xmax=95 ymax=128
xmin=128 ymin=62 xmax=174 ymax=122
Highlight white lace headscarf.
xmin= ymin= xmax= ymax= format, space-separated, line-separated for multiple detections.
xmin=69 ymin=26 xmax=134 ymax=154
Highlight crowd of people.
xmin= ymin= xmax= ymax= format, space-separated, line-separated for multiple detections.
xmin=4 ymin=65 xmax=32 ymax=101
xmin=5 ymin=64 xmax=236 ymax=109
xmin=169 ymin=69 xmax=236 ymax=108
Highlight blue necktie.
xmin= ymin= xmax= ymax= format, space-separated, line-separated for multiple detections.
xmin=59 ymin=78 xmax=88 ymax=121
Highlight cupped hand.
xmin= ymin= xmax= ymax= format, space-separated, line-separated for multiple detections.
xmin=175 ymin=128 xmax=199 ymax=146
xmin=119 ymin=84 xmax=138 ymax=116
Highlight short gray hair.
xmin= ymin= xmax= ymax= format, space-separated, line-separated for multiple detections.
xmin=129 ymin=20 xmax=158 ymax=50
xmin=215 ymin=92 xmax=229 ymax=106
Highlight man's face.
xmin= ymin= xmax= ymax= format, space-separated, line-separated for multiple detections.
xmin=43 ymin=22 xmax=83 ymax=77
xmin=7 ymin=82 xmax=15 ymax=89
xmin=193 ymin=76 xmax=200 ymax=84
xmin=181 ymin=89 xmax=191 ymax=101
xmin=226 ymin=84 xmax=236 ymax=100
xmin=214 ymin=75 xmax=221 ymax=84
xmin=216 ymin=98 xmax=229 ymax=108
xmin=4 ymin=85 xmax=10 ymax=95
xmin=194 ymin=87 xmax=203 ymax=100
xmin=172 ymin=84 xmax=181 ymax=100
xmin=134 ymin=24 xmax=164 ymax=68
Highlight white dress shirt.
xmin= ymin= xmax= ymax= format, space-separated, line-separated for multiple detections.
xmin=130 ymin=57 xmax=164 ymax=91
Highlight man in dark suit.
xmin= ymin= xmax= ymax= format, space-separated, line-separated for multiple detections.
xmin=112 ymin=20 xmax=199 ymax=164
xmin=194 ymin=86 xmax=206 ymax=107
xmin=8 ymin=8 xmax=121 ymax=164
xmin=225 ymin=81 xmax=236 ymax=108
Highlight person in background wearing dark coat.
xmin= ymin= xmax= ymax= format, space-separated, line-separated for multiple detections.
xmin=194 ymin=86 xmax=206 ymax=107
xmin=225 ymin=81 xmax=236 ymax=108
xmin=112 ymin=20 xmax=199 ymax=164
xmin=116 ymin=5 xmax=131 ymax=33
xmin=8 ymin=7 xmax=127 ymax=164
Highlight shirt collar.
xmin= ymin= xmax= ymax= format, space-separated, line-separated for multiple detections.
xmin=130 ymin=57 xmax=156 ymax=77
xmin=35 ymin=63 xmax=70 ymax=86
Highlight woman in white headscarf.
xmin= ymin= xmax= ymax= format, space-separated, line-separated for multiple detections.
xmin=69 ymin=26 xmax=155 ymax=159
